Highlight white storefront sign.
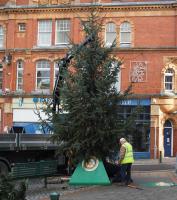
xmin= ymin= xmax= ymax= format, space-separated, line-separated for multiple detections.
xmin=13 ymin=108 xmax=47 ymax=122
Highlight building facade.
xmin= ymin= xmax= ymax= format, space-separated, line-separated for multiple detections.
xmin=0 ymin=0 xmax=177 ymax=158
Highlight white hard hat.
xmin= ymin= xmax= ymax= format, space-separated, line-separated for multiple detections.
xmin=120 ymin=138 xmax=126 ymax=143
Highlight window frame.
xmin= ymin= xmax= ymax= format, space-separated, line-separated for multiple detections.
xmin=18 ymin=23 xmax=26 ymax=32
xmin=120 ymin=22 xmax=131 ymax=47
xmin=36 ymin=60 xmax=50 ymax=91
xmin=105 ymin=22 xmax=117 ymax=47
xmin=55 ymin=19 xmax=71 ymax=45
xmin=164 ymin=68 xmax=174 ymax=92
xmin=0 ymin=64 xmax=3 ymax=90
xmin=16 ymin=60 xmax=24 ymax=91
xmin=110 ymin=62 xmax=121 ymax=92
xmin=0 ymin=25 xmax=4 ymax=48
xmin=54 ymin=61 xmax=59 ymax=88
xmin=37 ymin=20 xmax=52 ymax=47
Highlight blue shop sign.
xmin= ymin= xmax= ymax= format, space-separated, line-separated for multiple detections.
xmin=33 ymin=97 xmax=48 ymax=104
xmin=120 ymin=99 xmax=150 ymax=106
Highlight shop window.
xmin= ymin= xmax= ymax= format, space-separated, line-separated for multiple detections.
xmin=16 ymin=60 xmax=24 ymax=90
xmin=105 ymin=22 xmax=116 ymax=47
xmin=38 ymin=20 xmax=52 ymax=46
xmin=164 ymin=68 xmax=174 ymax=92
xmin=36 ymin=60 xmax=50 ymax=90
xmin=0 ymin=26 xmax=4 ymax=48
xmin=117 ymin=105 xmax=150 ymax=152
xmin=0 ymin=64 xmax=3 ymax=90
xmin=55 ymin=19 xmax=70 ymax=45
xmin=120 ymin=22 xmax=131 ymax=47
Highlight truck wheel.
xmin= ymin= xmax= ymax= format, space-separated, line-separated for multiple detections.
xmin=0 ymin=161 xmax=9 ymax=176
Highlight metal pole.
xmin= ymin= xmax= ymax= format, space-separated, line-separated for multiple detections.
xmin=154 ymin=121 xmax=157 ymax=159
xmin=176 ymin=153 xmax=177 ymax=174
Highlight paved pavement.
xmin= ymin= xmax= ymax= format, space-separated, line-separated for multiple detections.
xmin=132 ymin=157 xmax=177 ymax=171
xmin=30 ymin=158 xmax=177 ymax=200
xmin=59 ymin=175 xmax=177 ymax=200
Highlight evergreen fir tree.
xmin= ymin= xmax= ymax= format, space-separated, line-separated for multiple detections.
xmin=50 ymin=12 xmax=132 ymax=164
xmin=0 ymin=175 xmax=27 ymax=200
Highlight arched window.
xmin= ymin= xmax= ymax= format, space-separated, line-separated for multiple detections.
xmin=110 ymin=62 xmax=121 ymax=92
xmin=0 ymin=26 xmax=4 ymax=48
xmin=0 ymin=64 xmax=3 ymax=90
xmin=120 ymin=22 xmax=131 ymax=47
xmin=105 ymin=23 xmax=116 ymax=47
xmin=36 ymin=60 xmax=50 ymax=90
xmin=54 ymin=61 xmax=59 ymax=88
xmin=16 ymin=60 xmax=24 ymax=90
xmin=164 ymin=120 xmax=172 ymax=128
xmin=164 ymin=68 xmax=174 ymax=92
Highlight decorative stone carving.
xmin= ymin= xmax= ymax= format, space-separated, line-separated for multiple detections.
xmin=160 ymin=99 xmax=177 ymax=113
xmin=164 ymin=56 xmax=177 ymax=66
xmin=51 ymin=0 xmax=58 ymax=4
xmin=58 ymin=0 xmax=72 ymax=4
xmin=130 ymin=61 xmax=147 ymax=82
xmin=33 ymin=0 xmax=72 ymax=5
xmin=39 ymin=0 xmax=49 ymax=4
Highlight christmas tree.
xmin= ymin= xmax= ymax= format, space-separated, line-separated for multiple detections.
xmin=50 ymin=12 xmax=132 ymax=165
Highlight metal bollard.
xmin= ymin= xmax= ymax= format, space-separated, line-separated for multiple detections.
xmin=50 ymin=192 xmax=60 ymax=200
xmin=159 ymin=151 xmax=162 ymax=163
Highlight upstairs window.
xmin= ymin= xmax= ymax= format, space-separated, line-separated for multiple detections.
xmin=164 ymin=68 xmax=174 ymax=91
xmin=0 ymin=64 xmax=3 ymax=90
xmin=106 ymin=23 xmax=116 ymax=47
xmin=0 ymin=26 xmax=4 ymax=48
xmin=38 ymin=20 xmax=52 ymax=46
xmin=55 ymin=19 xmax=70 ymax=45
xmin=36 ymin=60 xmax=50 ymax=90
xmin=120 ymin=22 xmax=131 ymax=47
xmin=18 ymin=23 xmax=26 ymax=32
xmin=105 ymin=23 xmax=116 ymax=47
xmin=16 ymin=60 xmax=24 ymax=91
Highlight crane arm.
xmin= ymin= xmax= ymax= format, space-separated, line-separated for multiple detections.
xmin=52 ymin=35 xmax=94 ymax=112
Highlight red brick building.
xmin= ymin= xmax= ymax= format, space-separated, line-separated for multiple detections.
xmin=0 ymin=0 xmax=177 ymax=158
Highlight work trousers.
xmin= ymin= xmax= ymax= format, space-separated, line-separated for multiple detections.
xmin=120 ymin=163 xmax=132 ymax=184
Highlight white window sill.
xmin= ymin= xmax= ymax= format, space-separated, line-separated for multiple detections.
xmin=32 ymin=90 xmax=51 ymax=95
xmin=162 ymin=91 xmax=175 ymax=96
xmin=33 ymin=45 xmax=71 ymax=49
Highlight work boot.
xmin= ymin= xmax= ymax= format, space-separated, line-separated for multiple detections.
xmin=125 ymin=179 xmax=133 ymax=185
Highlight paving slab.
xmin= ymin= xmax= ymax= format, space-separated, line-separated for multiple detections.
xmin=59 ymin=171 xmax=177 ymax=200
xmin=28 ymin=158 xmax=177 ymax=200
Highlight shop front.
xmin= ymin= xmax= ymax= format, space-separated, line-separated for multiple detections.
xmin=150 ymin=97 xmax=177 ymax=158
xmin=12 ymin=97 xmax=50 ymax=134
xmin=119 ymin=99 xmax=151 ymax=158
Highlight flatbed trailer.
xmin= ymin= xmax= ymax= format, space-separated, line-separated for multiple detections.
xmin=0 ymin=133 xmax=66 ymax=175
